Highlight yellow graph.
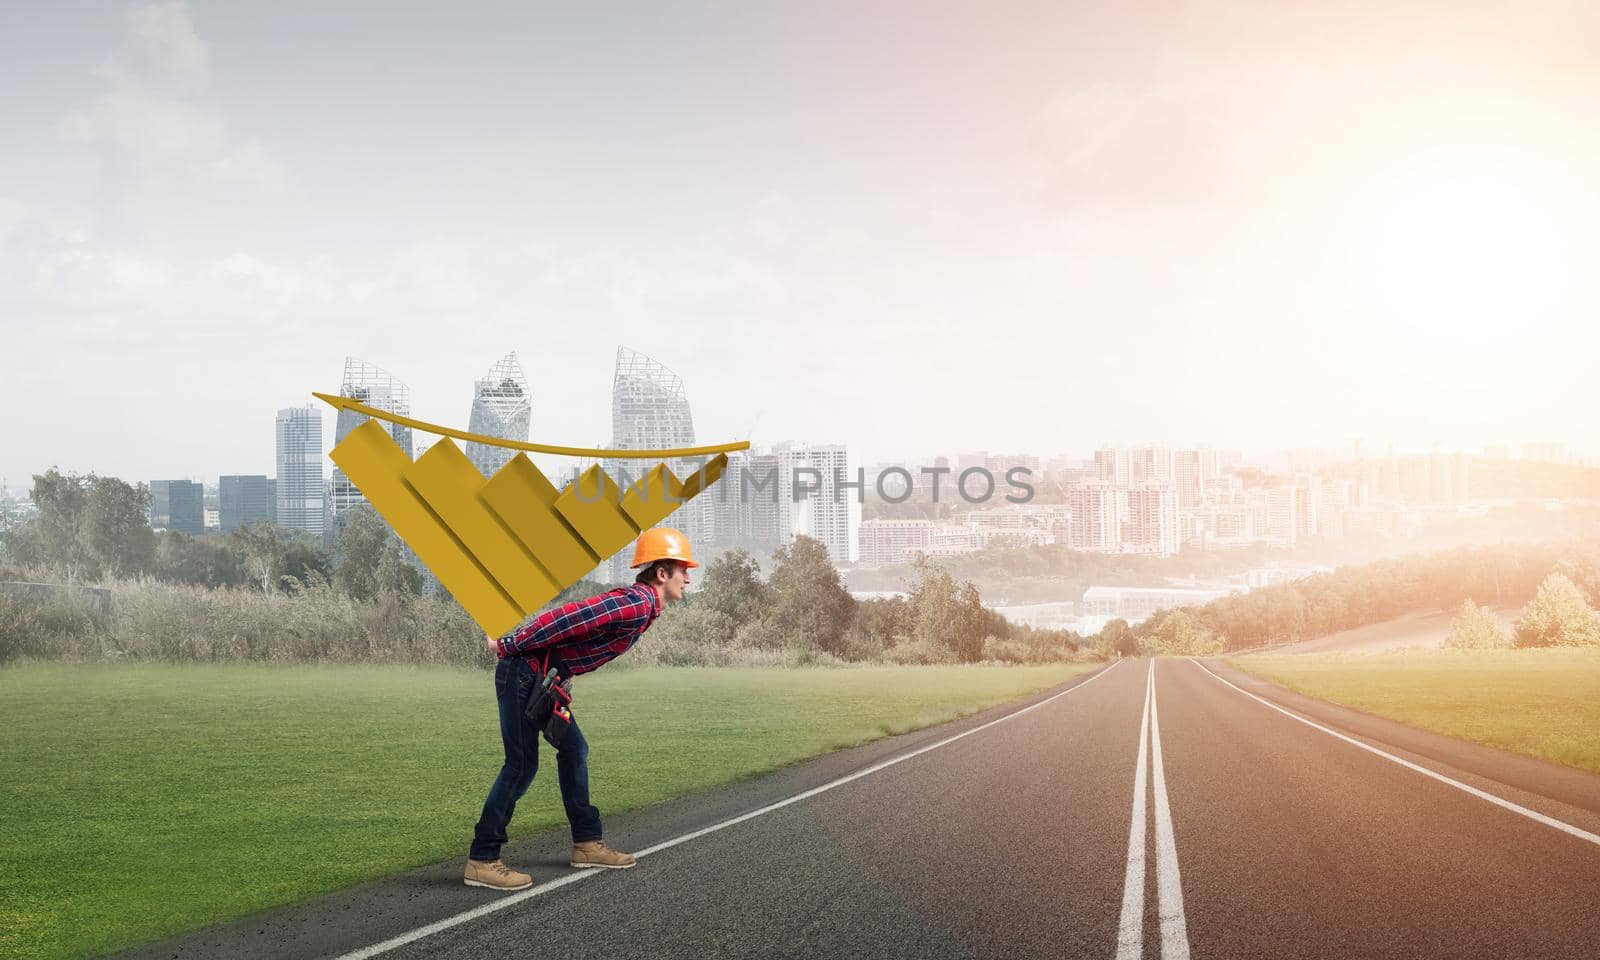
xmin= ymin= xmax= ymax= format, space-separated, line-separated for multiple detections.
xmin=318 ymin=394 xmax=740 ymax=636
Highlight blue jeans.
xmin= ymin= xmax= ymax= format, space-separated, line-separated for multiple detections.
xmin=470 ymin=656 xmax=602 ymax=862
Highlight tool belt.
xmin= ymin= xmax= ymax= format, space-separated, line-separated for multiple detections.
xmin=524 ymin=650 xmax=573 ymax=746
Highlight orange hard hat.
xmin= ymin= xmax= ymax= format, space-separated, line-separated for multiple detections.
xmin=630 ymin=527 xmax=698 ymax=569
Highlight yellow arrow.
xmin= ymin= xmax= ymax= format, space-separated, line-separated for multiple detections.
xmin=313 ymin=392 xmax=750 ymax=459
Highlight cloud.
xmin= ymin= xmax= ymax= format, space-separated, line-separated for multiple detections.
xmin=100 ymin=1 xmax=209 ymax=94
xmin=61 ymin=2 xmax=287 ymax=195
xmin=0 ymin=198 xmax=24 ymax=243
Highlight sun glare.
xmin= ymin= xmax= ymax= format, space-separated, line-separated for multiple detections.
xmin=1360 ymin=139 xmax=1592 ymax=324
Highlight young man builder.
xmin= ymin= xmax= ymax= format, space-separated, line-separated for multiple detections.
xmin=464 ymin=526 xmax=696 ymax=891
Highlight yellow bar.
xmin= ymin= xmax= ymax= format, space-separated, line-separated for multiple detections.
xmin=402 ymin=440 xmax=561 ymax=613
xmin=313 ymin=391 xmax=751 ymax=459
xmin=680 ymin=453 xmax=730 ymax=500
xmin=620 ymin=463 xmax=686 ymax=530
xmin=481 ymin=454 xmax=600 ymax=588
xmin=330 ymin=421 xmax=525 ymax=636
xmin=555 ymin=465 xmax=640 ymax=560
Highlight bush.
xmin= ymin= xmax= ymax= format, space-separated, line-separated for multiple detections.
xmin=882 ymin=634 xmax=959 ymax=665
xmin=1514 ymin=572 xmax=1600 ymax=647
xmin=0 ymin=592 xmax=44 ymax=662
xmin=981 ymin=635 xmax=1031 ymax=663
xmin=1444 ymin=599 xmax=1513 ymax=649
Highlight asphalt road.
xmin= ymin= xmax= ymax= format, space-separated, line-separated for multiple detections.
xmin=119 ymin=658 xmax=1600 ymax=960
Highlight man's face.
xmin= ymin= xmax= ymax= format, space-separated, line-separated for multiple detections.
xmin=659 ymin=562 xmax=691 ymax=602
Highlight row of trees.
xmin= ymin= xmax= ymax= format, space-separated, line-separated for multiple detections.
xmin=646 ymin=539 xmax=1084 ymax=664
xmin=1108 ymin=540 xmax=1600 ymax=654
xmin=1 ymin=470 xmax=419 ymax=602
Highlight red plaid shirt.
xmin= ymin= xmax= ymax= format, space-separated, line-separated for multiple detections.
xmin=495 ymin=583 xmax=661 ymax=675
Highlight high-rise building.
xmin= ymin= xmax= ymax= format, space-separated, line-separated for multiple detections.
xmin=1172 ymin=448 xmax=1218 ymax=511
xmin=602 ymin=347 xmax=705 ymax=580
xmin=1094 ymin=447 xmax=1132 ymax=488
xmin=465 ymin=353 xmax=531 ymax=480
xmin=219 ymin=475 xmax=276 ymax=532
xmin=742 ymin=451 xmax=785 ymax=555
xmin=1123 ymin=485 xmax=1180 ymax=556
xmin=1293 ymin=477 xmax=1322 ymax=539
xmin=1069 ymin=481 xmax=1121 ymax=552
xmin=148 ymin=480 xmax=204 ymax=534
xmin=275 ymin=406 xmax=324 ymax=537
xmin=327 ymin=357 xmax=412 ymax=545
xmin=1262 ymin=485 xmax=1298 ymax=544
xmin=775 ymin=444 xmax=856 ymax=565
xmin=1131 ymin=444 xmax=1174 ymax=486
xmin=148 ymin=480 xmax=171 ymax=530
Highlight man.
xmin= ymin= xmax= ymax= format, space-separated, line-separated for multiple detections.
xmin=464 ymin=526 xmax=697 ymax=892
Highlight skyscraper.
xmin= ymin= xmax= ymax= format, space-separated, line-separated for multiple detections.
xmin=148 ymin=480 xmax=204 ymax=534
xmin=219 ymin=475 xmax=276 ymax=532
xmin=1094 ymin=447 xmax=1132 ymax=487
xmin=275 ymin=406 xmax=324 ymax=537
xmin=465 ymin=353 xmax=531 ymax=479
xmin=775 ymin=444 xmax=856 ymax=565
xmin=327 ymin=357 xmax=412 ymax=545
xmin=602 ymin=347 xmax=704 ymax=581
xmin=1123 ymin=485 xmax=1180 ymax=557
xmin=1069 ymin=481 xmax=1120 ymax=552
xmin=1130 ymin=444 xmax=1174 ymax=486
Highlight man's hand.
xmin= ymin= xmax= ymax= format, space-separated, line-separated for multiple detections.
xmin=485 ymin=632 xmax=499 ymax=654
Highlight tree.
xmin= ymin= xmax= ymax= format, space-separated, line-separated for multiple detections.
xmin=1 ymin=519 xmax=45 ymax=569
xmin=333 ymin=507 xmax=388 ymax=600
xmin=1514 ymin=572 xmax=1600 ymax=647
xmin=907 ymin=555 xmax=957 ymax=653
xmin=1100 ymin=618 xmax=1137 ymax=657
xmin=372 ymin=544 xmax=421 ymax=597
xmin=698 ymin=549 xmax=770 ymax=627
xmin=1444 ymin=599 xmax=1512 ymax=649
xmin=231 ymin=521 xmax=285 ymax=595
xmin=155 ymin=532 xmax=246 ymax=587
xmin=768 ymin=535 xmax=856 ymax=656
xmin=948 ymin=580 xmax=990 ymax=663
xmin=1144 ymin=610 xmax=1224 ymax=656
xmin=334 ymin=506 xmax=415 ymax=600
xmin=82 ymin=477 xmax=155 ymax=578
xmin=17 ymin=470 xmax=162 ymax=582
xmin=283 ymin=539 xmax=336 ymax=592
xmin=29 ymin=469 xmax=93 ymax=582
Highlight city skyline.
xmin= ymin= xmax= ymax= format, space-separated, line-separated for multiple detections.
xmin=1 ymin=429 xmax=1582 ymax=577
xmin=1 ymin=427 xmax=1585 ymax=501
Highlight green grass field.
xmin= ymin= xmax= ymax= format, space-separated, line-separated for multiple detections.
xmin=1231 ymin=648 xmax=1600 ymax=774
xmin=0 ymin=661 xmax=1091 ymax=960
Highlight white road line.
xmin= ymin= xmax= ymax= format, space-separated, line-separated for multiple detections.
xmin=1117 ymin=661 xmax=1193 ymax=960
xmin=331 ymin=659 xmax=1125 ymax=960
xmin=1148 ymin=662 xmax=1191 ymax=960
xmin=1113 ymin=662 xmax=1152 ymax=960
xmin=1192 ymin=658 xmax=1600 ymax=849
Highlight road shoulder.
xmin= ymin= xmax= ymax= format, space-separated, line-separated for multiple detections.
xmin=1204 ymin=658 xmax=1600 ymax=818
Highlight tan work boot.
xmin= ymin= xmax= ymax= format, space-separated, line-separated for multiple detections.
xmin=570 ymin=840 xmax=636 ymax=869
xmin=464 ymin=858 xmax=533 ymax=891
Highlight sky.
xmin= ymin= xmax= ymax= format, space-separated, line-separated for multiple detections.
xmin=2 ymin=0 xmax=1598 ymax=490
